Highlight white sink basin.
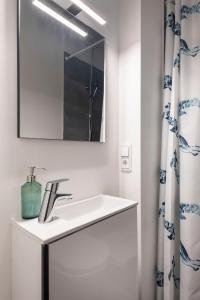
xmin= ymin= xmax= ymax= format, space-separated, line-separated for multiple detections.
xmin=55 ymin=194 xmax=136 ymax=221
xmin=14 ymin=194 xmax=137 ymax=244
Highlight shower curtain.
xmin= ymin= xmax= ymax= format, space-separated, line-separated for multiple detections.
xmin=156 ymin=1 xmax=200 ymax=300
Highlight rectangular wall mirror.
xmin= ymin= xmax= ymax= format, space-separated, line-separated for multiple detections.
xmin=18 ymin=0 xmax=106 ymax=142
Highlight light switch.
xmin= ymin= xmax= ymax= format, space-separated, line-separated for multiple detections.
xmin=120 ymin=145 xmax=132 ymax=172
xmin=121 ymin=145 xmax=129 ymax=157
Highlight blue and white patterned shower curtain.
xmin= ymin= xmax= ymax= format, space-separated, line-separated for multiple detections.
xmin=156 ymin=1 xmax=200 ymax=299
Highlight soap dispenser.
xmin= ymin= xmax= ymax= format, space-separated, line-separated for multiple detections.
xmin=21 ymin=167 xmax=46 ymax=219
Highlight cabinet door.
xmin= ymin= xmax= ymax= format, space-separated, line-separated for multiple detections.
xmin=48 ymin=208 xmax=138 ymax=300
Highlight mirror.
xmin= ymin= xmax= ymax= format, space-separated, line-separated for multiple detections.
xmin=18 ymin=0 xmax=106 ymax=142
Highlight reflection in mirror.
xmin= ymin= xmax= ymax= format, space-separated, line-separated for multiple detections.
xmin=18 ymin=0 xmax=106 ymax=142
xmin=64 ymin=40 xmax=104 ymax=141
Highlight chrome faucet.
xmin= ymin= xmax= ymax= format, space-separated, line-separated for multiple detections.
xmin=38 ymin=179 xmax=72 ymax=223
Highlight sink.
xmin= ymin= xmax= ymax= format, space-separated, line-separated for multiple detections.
xmin=14 ymin=194 xmax=137 ymax=244
xmin=55 ymin=194 xmax=136 ymax=221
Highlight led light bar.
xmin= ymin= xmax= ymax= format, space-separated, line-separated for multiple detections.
xmin=32 ymin=0 xmax=88 ymax=37
xmin=70 ymin=0 xmax=106 ymax=25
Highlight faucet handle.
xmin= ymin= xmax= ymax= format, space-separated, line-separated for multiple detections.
xmin=45 ymin=179 xmax=69 ymax=193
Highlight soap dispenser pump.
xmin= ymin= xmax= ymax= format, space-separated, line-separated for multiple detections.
xmin=21 ymin=167 xmax=46 ymax=219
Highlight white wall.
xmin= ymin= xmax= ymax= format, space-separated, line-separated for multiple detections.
xmin=119 ymin=0 xmax=163 ymax=299
xmin=0 ymin=1 xmax=119 ymax=299
xmin=118 ymin=1 xmax=141 ymax=299
xmin=119 ymin=0 xmax=141 ymax=201
xmin=141 ymin=0 xmax=163 ymax=299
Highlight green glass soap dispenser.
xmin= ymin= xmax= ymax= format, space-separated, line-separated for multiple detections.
xmin=21 ymin=167 xmax=45 ymax=219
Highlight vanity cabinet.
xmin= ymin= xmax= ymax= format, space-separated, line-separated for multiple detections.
xmin=12 ymin=199 xmax=138 ymax=300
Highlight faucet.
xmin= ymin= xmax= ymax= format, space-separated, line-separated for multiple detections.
xmin=38 ymin=179 xmax=72 ymax=223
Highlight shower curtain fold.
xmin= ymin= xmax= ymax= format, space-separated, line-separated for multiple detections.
xmin=156 ymin=1 xmax=200 ymax=300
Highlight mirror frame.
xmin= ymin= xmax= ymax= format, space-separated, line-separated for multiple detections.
xmin=17 ymin=0 xmax=106 ymax=143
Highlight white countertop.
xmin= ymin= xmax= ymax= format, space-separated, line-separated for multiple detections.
xmin=12 ymin=194 xmax=138 ymax=244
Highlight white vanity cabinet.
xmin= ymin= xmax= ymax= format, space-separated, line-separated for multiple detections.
xmin=12 ymin=195 xmax=138 ymax=300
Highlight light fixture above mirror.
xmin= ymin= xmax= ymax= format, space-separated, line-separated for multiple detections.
xmin=32 ymin=0 xmax=88 ymax=37
xmin=70 ymin=0 xmax=106 ymax=25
